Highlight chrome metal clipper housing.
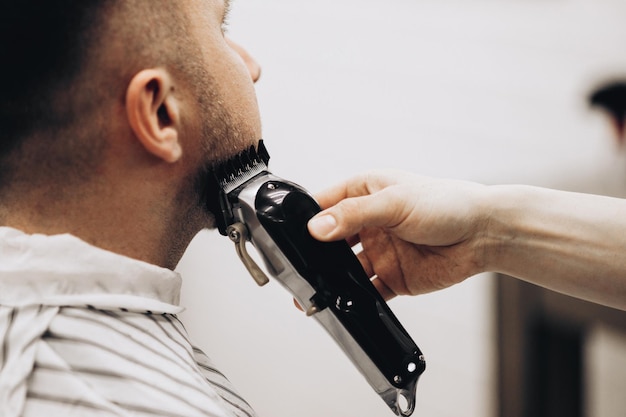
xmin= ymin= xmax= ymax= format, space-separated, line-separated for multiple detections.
xmin=208 ymin=141 xmax=426 ymax=416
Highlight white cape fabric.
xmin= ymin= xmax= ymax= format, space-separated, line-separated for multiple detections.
xmin=0 ymin=227 xmax=257 ymax=417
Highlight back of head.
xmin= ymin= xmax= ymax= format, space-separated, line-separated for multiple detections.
xmin=0 ymin=0 xmax=206 ymax=193
xmin=0 ymin=1 xmax=108 ymax=156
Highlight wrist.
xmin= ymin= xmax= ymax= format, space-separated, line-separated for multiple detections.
xmin=480 ymin=184 xmax=556 ymax=277
xmin=477 ymin=184 xmax=526 ymax=275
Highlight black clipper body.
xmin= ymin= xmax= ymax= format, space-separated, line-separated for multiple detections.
xmin=210 ymin=141 xmax=425 ymax=416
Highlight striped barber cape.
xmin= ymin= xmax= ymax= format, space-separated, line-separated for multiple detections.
xmin=0 ymin=227 xmax=257 ymax=417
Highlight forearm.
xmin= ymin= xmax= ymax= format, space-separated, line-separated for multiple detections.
xmin=482 ymin=185 xmax=626 ymax=310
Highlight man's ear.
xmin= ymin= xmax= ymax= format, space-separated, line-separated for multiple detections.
xmin=126 ymin=68 xmax=183 ymax=163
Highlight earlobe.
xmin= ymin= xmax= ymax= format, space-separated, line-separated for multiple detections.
xmin=126 ymin=69 xmax=182 ymax=163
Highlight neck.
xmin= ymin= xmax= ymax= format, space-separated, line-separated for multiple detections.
xmin=0 ymin=175 xmax=208 ymax=270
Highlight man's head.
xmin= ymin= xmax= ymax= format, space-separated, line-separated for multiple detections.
xmin=0 ymin=0 xmax=262 ymax=266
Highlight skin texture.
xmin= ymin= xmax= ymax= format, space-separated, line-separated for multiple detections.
xmin=308 ymin=170 xmax=626 ymax=311
xmin=0 ymin=0 xmax=262 ymax=270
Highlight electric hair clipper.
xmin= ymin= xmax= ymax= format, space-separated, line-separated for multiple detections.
xmin=207 ymin=141 xmax=426 ymax=416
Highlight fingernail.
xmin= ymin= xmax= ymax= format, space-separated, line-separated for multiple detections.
xmin=308 ymin=214 xmax=337 ymax=238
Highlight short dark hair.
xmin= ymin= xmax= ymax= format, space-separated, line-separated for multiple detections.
xmin=0 ymin=1 xmax=111 ymax=156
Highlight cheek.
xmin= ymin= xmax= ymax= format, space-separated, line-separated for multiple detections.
xmin=226 ymin=38 xmax=261 ymax=83
xmin=218 ymin=48 xmax=262 ymax=135
xmin=185 ymin=36 xmax=263 ymax=159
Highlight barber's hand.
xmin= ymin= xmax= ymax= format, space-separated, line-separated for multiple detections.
xmin=307 ymin=170 xmax=489 ymax=300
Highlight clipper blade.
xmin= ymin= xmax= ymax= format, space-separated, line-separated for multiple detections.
xmin=215 ymin=140 xmax=270 ymax=193
xmin=206 ymin=140 xmax=270 ymax=235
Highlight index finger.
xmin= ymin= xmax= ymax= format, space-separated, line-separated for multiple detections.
xmin=313 ymin=170 xmax=401 ymax=209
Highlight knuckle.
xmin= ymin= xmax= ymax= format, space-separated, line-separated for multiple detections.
xmin=337 ymin=199 xmax=361 ymax=221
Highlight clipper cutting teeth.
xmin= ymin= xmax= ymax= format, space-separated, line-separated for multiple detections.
xmin=205 ymin=140 xmax=271 ymax=235
xmin=216 ymin=140 xmax=270 ymax=193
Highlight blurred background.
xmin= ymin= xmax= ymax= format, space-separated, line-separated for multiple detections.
xmin=177 ymin=0 xmax=626 ymax=416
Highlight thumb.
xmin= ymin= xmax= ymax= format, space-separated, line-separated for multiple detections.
xmin=307 ymin=212 xmax=340 ymax=241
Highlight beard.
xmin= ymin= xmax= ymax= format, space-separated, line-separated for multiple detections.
xmin=189 ymin=85 xmax=261 ymax=233
xmin=170 ymin=49 xmax=262 ymax=238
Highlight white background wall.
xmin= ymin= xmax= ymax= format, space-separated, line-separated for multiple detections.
xmin=178 ymin=1 xmax=626 ymax=416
